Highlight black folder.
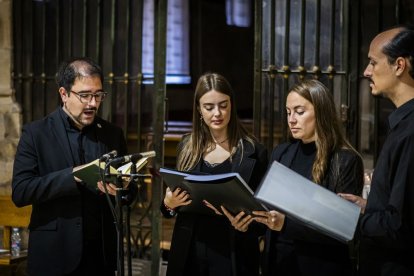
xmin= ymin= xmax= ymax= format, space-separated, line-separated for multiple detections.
xmin=255 ymin=161 xmax=361 ymax=242
xmin=160 ymin=167 xmax=268 ymax=215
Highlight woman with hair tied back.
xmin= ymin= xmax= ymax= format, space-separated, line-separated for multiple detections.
xmin=253 ymin=79 xmax=364 ymax=276
xmin=160 ymin=72 xmax=268 ymax=276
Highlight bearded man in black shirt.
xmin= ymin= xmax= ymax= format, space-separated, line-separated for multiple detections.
xmin=339 ymin=26 xmax=414 ymax=276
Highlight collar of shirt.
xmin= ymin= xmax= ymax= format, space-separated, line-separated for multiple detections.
xmin=388 ymin=98 xmax=414 ymax=130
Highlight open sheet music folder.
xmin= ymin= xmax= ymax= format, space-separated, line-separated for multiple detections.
xmin=255 ymin=161 xmax=361 ymax=243
xmin=159 ymin=167 xmax=268 ymax=215
xmin=73 ymin=156 xmax=150 ymax=190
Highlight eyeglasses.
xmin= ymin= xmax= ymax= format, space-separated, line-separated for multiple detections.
xmin=70 ymin=91 xmax=108 ymax=103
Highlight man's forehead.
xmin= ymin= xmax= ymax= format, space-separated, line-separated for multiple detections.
xmin=74 ymin=75 xmax=101 ymax=83
xmin=371 ymin=28 xmax=402 ymax=51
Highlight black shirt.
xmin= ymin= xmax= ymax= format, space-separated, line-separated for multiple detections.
xmin=291 ymin=141 xmax=316 ymax=179
xmin=59 ymin=108 xmax=102 ymax=240
xmin=360 ymin=98 xmax=414 ymax=271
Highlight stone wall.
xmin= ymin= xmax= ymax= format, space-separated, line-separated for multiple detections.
xmin=0 ymin=0 xmax=21 ymax=195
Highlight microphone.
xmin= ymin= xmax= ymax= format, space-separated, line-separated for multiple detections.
xmin=109 ymin=150 xmax=156 ymax=166
xmin=99 ymin=150 xmax=118 ymax=162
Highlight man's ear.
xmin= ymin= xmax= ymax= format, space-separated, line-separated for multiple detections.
xmin=395 ymin=57 xmax=407 ymax=76
xmin=59 ymin=87 xmax=68 ymax=102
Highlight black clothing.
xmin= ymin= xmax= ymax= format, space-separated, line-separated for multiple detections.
xmin=264 ymin=140 xmax=363 ymax=276
xmin=12 ymin=107 xmax=129 ymax=276
xmin=63 ymin=110 xmax=102 ymax=242
xmin=359 ymin=99 xmax=414 ymax=276
xmin=290 ymin=141 xmax=316 ymax=179
xmin=161 ymin=138 xmax=268 ymax=276
xmin=201 ymin=158 xmax=232 ymax=173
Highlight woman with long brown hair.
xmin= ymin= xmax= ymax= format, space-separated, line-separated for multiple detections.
xmin=254 ymin=79 xmax=363 ymax=276
xmin=160 ymin=72 xmax=268 ymax=275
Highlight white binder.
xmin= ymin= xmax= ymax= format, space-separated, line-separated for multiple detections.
xmin=255 ymin=161 xmax=361 ymax=242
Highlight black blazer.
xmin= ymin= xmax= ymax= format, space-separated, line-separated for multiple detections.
xmin=12 ymin=108 xmax=127 ymax=276
xmin=163 ymin=138 xmax=268 ymax=276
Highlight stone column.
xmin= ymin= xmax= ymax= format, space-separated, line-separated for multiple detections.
xmin=0 ymin=0 xmax=21 ymax=195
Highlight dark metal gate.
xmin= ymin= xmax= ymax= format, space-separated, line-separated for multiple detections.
xmin=254 ymin=0 xmax=414 ymax=169
xmin=254 ymin=0 xmax=356 ymax=151
xmin=12 ymin=0 xmax=149 ymax=152
xmin=12 ymin=1 xmax=166 ymax=275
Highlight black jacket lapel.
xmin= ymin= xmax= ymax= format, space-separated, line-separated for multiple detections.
xmin=232 ymin=139 xmax=256 ymax=183
xmin=49 ymin=108 xmax=76 ymax=166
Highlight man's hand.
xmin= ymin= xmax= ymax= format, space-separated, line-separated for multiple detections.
xmin=97 ymin=181 xmax=117 ymax=196
xmin=338 ymin=193 xmax=367 ymax=214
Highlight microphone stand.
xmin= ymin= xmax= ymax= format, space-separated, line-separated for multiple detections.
xmin=103 ymin=160 xmax=148 ymax=276
xmin=114 ymin=169 xmax=125 ymax=276
xmin=103 ymin=157 xmax=152 ymax=276
xmin=126 ymin=163 xmax=137 ymax=276
xmin=102 ymin=161 xmax=127 ymax=276
xmin=123 ymin=165 xmax=152 ymax=275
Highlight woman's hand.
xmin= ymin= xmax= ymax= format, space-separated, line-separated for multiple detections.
xmin=338 ymin=193 xmax=367 ymax=214
xmin=203 ymin=200 xmax=223 ymax=215
xmin=221 ymin=206 xmax=253 ymax=232
xmin=164 ymin=187 xmax=192 ymax=209
xmin=252 ymin=210 xmax=285 ymax=231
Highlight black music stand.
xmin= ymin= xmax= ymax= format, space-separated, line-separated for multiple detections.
xmin=102 ymin=160 xmax=149 ymax=276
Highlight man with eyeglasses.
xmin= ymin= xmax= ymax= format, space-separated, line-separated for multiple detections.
xmin=12 ymin=57 xmax=135 ymax=275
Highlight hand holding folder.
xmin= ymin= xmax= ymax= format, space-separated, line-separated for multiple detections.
xmin=254 ymin=161 xmax=361 ymax=242
xmin=73 ymin=157 xmax=149 ymax=190
xmin=160 ymin=167 xmax=268 ymax=216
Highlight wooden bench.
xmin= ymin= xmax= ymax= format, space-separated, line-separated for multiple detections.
xmin=0 ymin=195 xmax=31 ymax=274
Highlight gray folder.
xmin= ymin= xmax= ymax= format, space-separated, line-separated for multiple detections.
xmin=255 ymin=161 xmax=361 ymax=242
xmin=160 ymin=167 xmax=267 ymax=215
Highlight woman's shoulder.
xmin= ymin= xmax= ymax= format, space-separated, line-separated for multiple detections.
xmin=335 ymin=147 xmax=360 ymax=159
xmin=333 ymin=147 xmax=363 ymax=166
xmin=241 ymin=137 xmax=267 ymax=154
xmin=273 ymin=141 xmax=293 ymax=151
xmin=270 ymin=141 xmax=296 ymax=159
xmin=181 ymin=133 xmax=191 ymax=141
xmin=177 ymin=133 xmax=192 ymax=147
